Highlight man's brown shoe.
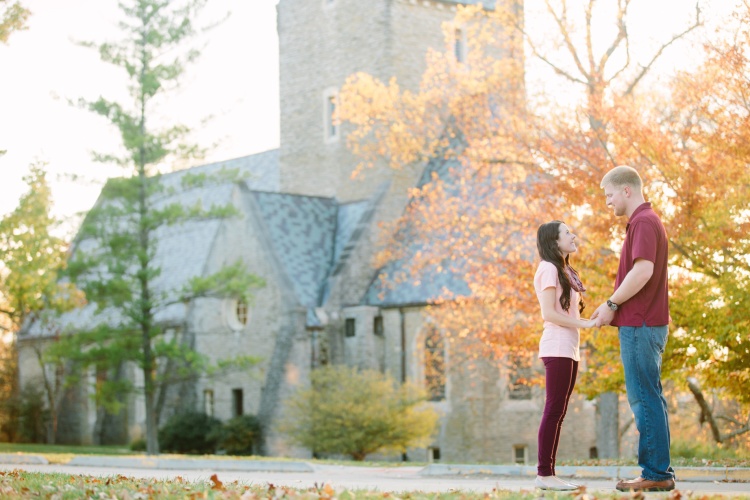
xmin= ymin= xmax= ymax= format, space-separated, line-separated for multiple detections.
xmin=615 ymin=477 xmax=675 ymax=492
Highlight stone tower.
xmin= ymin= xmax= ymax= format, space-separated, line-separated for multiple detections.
xmin=277 ymin=0 xmax=475 ymax=202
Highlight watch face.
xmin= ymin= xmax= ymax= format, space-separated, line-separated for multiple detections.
xmin=607 ymin=301 xmax=618 ymax=311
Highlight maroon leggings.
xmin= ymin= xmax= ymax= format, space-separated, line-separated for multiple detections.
xmin=537 ymin=357 xmax=578 ymax=476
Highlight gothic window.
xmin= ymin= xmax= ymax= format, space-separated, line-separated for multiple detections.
xmin=508 ymin=355 xmax=532 ymax=400
xmin=324 ymin=91 xmax=340 ymax=142
xmin=424 ymin=327 xmax=446 ymax=401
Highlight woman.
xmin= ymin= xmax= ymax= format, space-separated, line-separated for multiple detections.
xmin=533 ymin=220 xmax=595 ymax=491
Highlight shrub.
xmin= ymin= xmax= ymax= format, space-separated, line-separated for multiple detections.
xmin=129 ymin=438 xmax=146 ymax=451
xmin=671 ymin=439 xmax=749 ymax=461
xmin=158 ymin=411 xmax=222 ymax=454
xmin=7 ymin=386 xmax=49 ymax=443
xmin=212 ymin=414 xmax=262 ymax=456
xmin=279 ymin=365 xmax=439 ymax=461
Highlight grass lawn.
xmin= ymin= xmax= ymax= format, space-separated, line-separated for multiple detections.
xmin=1 ymin=442 xmax=748 ymax=468
xmin=0 ymin=443 xmax=134 ymax=465
xmin=0 ymin=470 xmax=738 ymax=500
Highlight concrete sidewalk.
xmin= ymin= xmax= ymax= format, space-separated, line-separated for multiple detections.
xmin=1 ymin=453 xmax=748 ymax=483
xmin=421 ymin=463 xmax=750 ymax=482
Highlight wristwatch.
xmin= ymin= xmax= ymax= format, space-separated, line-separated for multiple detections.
xmin=607 ymin=299 xmax=619 ymax=311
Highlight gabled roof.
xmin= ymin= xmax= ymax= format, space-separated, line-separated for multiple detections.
xmin=247 ymin=185 xmax=384 ymax=325
xmin=250 ymin=192 xmax=338 ymax=308
xmin=363 ymin=153 xmax=471 ymax=307
xmin=23 ymin=151 xmax=280 ymax=338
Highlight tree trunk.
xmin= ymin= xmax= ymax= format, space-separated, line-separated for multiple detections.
xmin=595 ymin=391 xmax=620 ymax=458
xmin=687 ymin=377 xmax=722 ymax=443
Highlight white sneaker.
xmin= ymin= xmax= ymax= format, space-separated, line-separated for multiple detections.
xmin=561 ymin=477 xmax=582 ymax=488
xmin=535 ymin=475 xmax=579 ymax=491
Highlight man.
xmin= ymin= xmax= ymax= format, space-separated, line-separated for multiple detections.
xmin=592 ymin=165 xmax=675 ymax=492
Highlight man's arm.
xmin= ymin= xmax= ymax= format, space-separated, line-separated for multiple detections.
xmin=609 ymin=258 xmax=653 ymax=305
xmin=592 ymin=258 xmax=654 ymax=326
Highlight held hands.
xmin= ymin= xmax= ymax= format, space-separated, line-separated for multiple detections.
xmin=591 ymin=303 xmax=616 ymax=327
xmin=581 ymin=318 xmax=598 ymax=328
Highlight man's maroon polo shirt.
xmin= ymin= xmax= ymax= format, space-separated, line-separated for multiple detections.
xmin=612 ymin=202 xmax=670 ymax=327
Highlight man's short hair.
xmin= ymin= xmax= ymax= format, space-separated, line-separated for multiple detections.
xmin=600 ymin=165 xmax=643 ymax=190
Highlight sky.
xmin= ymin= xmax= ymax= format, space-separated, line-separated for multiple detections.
xmin=0 ymin=0 xmax=280 ymax=233
xmin=0 ymin=0 xmax=738 ymax=236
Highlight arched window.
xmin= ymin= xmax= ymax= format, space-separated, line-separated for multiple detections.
xmin=508 ymin=354 xmax=532 ymax=400
xmin=236 ymin=299 xmax=249 ymax=326
xmin=424 ymin=327 xmax=446 ymax=401
xmin=227 ymin=298 xmax=250 ymax=331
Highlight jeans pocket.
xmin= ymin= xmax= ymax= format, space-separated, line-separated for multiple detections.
xmin=648 ymin=325 xmax=668 ymax=354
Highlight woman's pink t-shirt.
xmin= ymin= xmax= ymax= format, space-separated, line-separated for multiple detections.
xmin=533 ymin=260 xmax=581 ymax=361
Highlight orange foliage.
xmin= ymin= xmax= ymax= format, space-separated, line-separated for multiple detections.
xmin=339 ymin=0 xmax=748 ymax=417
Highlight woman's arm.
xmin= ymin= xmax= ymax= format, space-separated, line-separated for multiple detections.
xmin=538 ymin=287 xmax=596 ymax=329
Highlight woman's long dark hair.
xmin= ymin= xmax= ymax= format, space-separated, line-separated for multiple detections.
xmin=536 ymin=220 xmax=585 ymax=314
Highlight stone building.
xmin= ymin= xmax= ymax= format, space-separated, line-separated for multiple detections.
xmin=17 ymin=0 xmax=601 ymax=463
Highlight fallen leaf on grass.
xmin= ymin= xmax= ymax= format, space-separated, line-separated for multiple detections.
xmin=211 ymin=473 xmax=225 ymax=491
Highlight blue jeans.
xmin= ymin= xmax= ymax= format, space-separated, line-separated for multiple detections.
xmin=619 ymin=324 xmax=675 ymax=481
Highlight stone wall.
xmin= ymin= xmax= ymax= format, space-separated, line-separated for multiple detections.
xmin=278 ymin=0 xmax=458 ymax=202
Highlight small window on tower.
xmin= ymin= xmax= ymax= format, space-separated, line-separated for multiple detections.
xmin=454 ymin=28 xmax=467 ymax=63
xmin=324 ymin=91 xmax=339 ymax=142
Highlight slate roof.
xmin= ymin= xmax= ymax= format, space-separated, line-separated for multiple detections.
xmin=248 ymin=185 xmax=385 ymax=326
xmin=23 ymin=148 xmax=384 ymax=336
xmin=440 ymin=0 xmax=497 ymax=9
xmin=363 ymin=153 xmax=471 ymax=307
xmin=23 ymin=151 xmax=281 ymax=338
xmin=251 ymin=192 xmax=338 ymax=308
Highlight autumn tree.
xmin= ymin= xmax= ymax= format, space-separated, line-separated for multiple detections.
xmin=339 ymin=0 xmax=707 ymax=457
xmin=0 ymin=165 xmax=83 ymax=442
xmin=598 ymin=3 xmax=750 ymax=444
xmin=44 ymin=0 xmax=264 ymax=455
xmin=279 ymin=365 xmax=438 ymax=461
xmin=0 ymin=0 xmax=29 ymax=44
xmin=0 ymin=0 xmax=30 ymax=158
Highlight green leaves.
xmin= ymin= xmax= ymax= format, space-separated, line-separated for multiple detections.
xmin=0 ymin=165 xmax=84 ymax=331
xmin=52 ymin=0 xmax=253 ymax=455
xmin=185 ymin=261 xmax=265 ymax=303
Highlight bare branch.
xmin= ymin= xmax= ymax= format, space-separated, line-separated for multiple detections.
xmin=520 ymin=23 xmax=589 ymax=85
xmin=544 ymin=0 xmax=591 ymax=82
xmin=585 ymin=0 xmax=596 ymax=74
xmin=598 ymin=0 xmax=630 ymax=77
xmin=607 ymin=28 xmax=631 ymax=83
xmin=624 ymin=2 xmax=703 ymax=95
